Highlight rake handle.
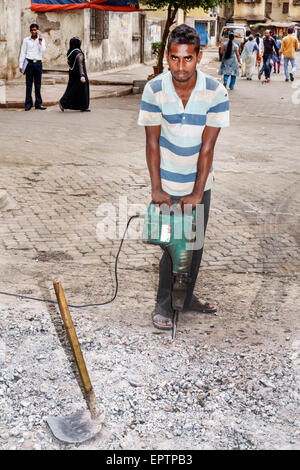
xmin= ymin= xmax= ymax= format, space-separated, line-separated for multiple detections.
xmin=53 ymin=280 xmax=93 ymax=395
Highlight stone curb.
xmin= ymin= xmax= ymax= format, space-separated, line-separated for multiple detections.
xmin=0 ymin=85 xmax=133 ymax=109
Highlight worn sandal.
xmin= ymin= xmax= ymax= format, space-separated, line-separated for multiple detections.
xmin=152 ymin=312 xmax=173 ymax=330
xmin=188 ymin=297 xmax=217 ymax=314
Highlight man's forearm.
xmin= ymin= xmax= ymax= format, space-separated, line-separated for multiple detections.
xmin=146 ymin=141 xmax=162 ymax=191
xmin=192 ymin=126 xmax=220 ymax=199
xmin=145 ymin=126 xmax=172 ymax=205
xmin=192 ymin=149 xmax=214 ymax=202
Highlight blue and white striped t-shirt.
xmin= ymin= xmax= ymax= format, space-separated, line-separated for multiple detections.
xmin=138 ymin=69 xmax=229 ymax=196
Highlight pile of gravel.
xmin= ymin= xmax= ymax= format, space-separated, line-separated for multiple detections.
xmin=0 ymin=301 xmax=299 ymax=450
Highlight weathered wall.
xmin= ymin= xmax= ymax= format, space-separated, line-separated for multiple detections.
xmin=233 ymin=1 xmax=266 ymax=22
xmin=0 ymin=2 xmax=144 ymax=79
xmin=289 ymin=1 xmax=300 ymax=20
xmin=269 ymin=0 xmax=290 ymax=21
xmin=0 ymin=0 xmax=24 ymax=79
xmin=87 ymin=11 xmax=141 ymax=71
xmin=0 ymin=0 xmax=8 ymax=78
xmin=0 ymin=0 xmax=84 ymax=78
xmin=21 ymin=7 xmax=84 ymax=68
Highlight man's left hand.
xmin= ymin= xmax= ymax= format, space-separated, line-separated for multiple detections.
xmin=177 ymin=193 xmax=202 ymax=210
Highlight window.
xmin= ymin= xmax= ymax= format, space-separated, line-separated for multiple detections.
xmin=90 ymin=10 xmax=109 ymax=41
xmin=282 ymin=2 xmax=289 ymax=13
xmin=266 ymin=2 xmax=272 ymax=15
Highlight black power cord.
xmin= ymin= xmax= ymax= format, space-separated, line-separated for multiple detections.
xmin=0 ymin=215 xmax=142 ymax=309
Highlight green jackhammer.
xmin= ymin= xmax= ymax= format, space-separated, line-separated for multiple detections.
xmin=143 ymin=203 xmax=197 ymax=339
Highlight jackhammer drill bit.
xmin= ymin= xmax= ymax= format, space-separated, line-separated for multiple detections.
xmin=172 ymin=310 xmax=179 ymax=339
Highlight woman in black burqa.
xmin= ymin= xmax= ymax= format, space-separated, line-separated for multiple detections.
xmin=59 ymin=37 xmax=90 ymax=112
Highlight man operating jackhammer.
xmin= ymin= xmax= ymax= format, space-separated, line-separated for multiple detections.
xmin=138 ymin=24 xmax=230 ymax=330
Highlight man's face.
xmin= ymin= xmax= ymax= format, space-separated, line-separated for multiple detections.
xmin=166 ymin=43 xmax=202 ymax=84
xmin=265 ymin=31 xmax=270 ymax=39
xmin=30 ymin=27 xmax=38 ymax=39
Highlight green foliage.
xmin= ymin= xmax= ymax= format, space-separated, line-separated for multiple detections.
xmin=151 ymin=41 xmax=164 ymax=57
xmin=143 ymin=0 xmax=225 ymax=11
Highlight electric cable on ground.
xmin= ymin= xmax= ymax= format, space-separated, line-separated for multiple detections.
xmin=0 ymin=215 xmax=142 ymax=309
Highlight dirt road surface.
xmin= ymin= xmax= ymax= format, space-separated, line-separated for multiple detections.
xmin=0 ymin=52 xmax=299 ymax=450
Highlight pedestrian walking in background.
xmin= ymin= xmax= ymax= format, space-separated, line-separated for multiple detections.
xmin=59 ymin=37 xmax=90 ymax=112
xmin=280 ymin=28 xmax=299 ymax=82
xmin=240 ymin=35 xmax=259 ymax=80
xmin=255 ymin=33 xmax=263 ymax=56
xmin=19 ymin=23 xmax=46 ymax=111
xmin=272 ymin=34 xmax=282 ymax=74
xmin=255 ymin=33 xmax=263 ymax=73
xmin=239 ymin=30 xmax=251 ymax=78
xmin=218 ymin=33 xmax=241 ymax=90
xmin=261 ymin=30 xmax=279 ymax=83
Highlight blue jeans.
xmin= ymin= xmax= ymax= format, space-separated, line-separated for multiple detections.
xmin=284 ymin=57 xmax=297 ymax=79
xmin=263 ymin=56 xmax=272 ymax=79
xmin=223 ymin=75 xmax=236 ymax=89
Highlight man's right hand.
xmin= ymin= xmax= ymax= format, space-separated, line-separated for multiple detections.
xmin=152 ymin=188 xmax=172 ymax=206
xmin=19 ymin=68 xmax=23 ymax=73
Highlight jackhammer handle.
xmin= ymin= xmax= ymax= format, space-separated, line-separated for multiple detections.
xmin=53 ymin=280 xmax=93 ymax=395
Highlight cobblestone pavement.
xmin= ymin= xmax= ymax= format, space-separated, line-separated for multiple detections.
xmin=1 ymin=55 xmax=299 ymax=277
xmin=0 ymin=52 xmax=299 ymax=450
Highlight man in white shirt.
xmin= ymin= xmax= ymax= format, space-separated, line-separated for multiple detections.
xmin=19 ymin=23 xmax=46 ymax=111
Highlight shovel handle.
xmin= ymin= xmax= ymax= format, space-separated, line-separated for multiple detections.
xmin=53 ymin=281 xmax=93 ymax=395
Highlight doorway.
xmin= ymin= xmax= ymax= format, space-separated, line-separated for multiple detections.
xmin=195 ymin=21 xmax=208 ymax=46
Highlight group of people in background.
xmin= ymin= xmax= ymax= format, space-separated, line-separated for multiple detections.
xmin=19 ymin=24 xmax=90 ymax=112
xmin=20 ymin=22 xmax=299 ymax=107
xmin=218 ymin=27 xmax=299 ymax=89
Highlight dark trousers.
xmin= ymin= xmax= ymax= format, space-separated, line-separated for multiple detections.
xmin=25 ymin=61 xmax=43 ymax=108
xmin=263 ymin=56 xmax=272 ymax=80
xmin=156 ymin=189 xmax=211 ymax=317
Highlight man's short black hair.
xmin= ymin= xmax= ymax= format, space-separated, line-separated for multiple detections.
xmin=288 ymin=27 xmax=293 ymax=34
xmin=30 ymin=23 xmax=39 ymax=30
xmin=246 ymin=30 xmax=251 ymax=37
xmin=167 ymin=24 xmax=201 ymax=55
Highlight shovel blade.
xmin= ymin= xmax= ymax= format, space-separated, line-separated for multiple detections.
xmin=47 ymin=409 xmax=103 ymax=444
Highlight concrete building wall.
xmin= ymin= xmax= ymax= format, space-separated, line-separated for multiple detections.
xmin=289 ymin=1 xmax=300 ymax=20
xmin=143 ymin=7 xmax=168 ymax=19
xmin=0 ymin=1 xmax=143 ymax=79
xmin=86 ymin=11 xmax=141 ymax=71
xmin=144 ymin=18 xmax=163 ymax=62
xmin=0 ymin=0 xmax=8 ymax=79
xmin=267 ymin=1 xmax=292 ymax=21
xmin=233 ymin=1 xmax=266 ymax=22
xmin=0 ymin=0 xmax=25 ymax=79
xmin=22 ymin=6 xmax=84 ymax=69
xmin=220 ymin=0 xmax=300 ymax=24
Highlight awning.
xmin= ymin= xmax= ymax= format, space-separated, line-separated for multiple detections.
xmin=31 ymin=0 xmax=140 ymax=12
xmin=266 ymin=21 xmax=297 ymax=27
